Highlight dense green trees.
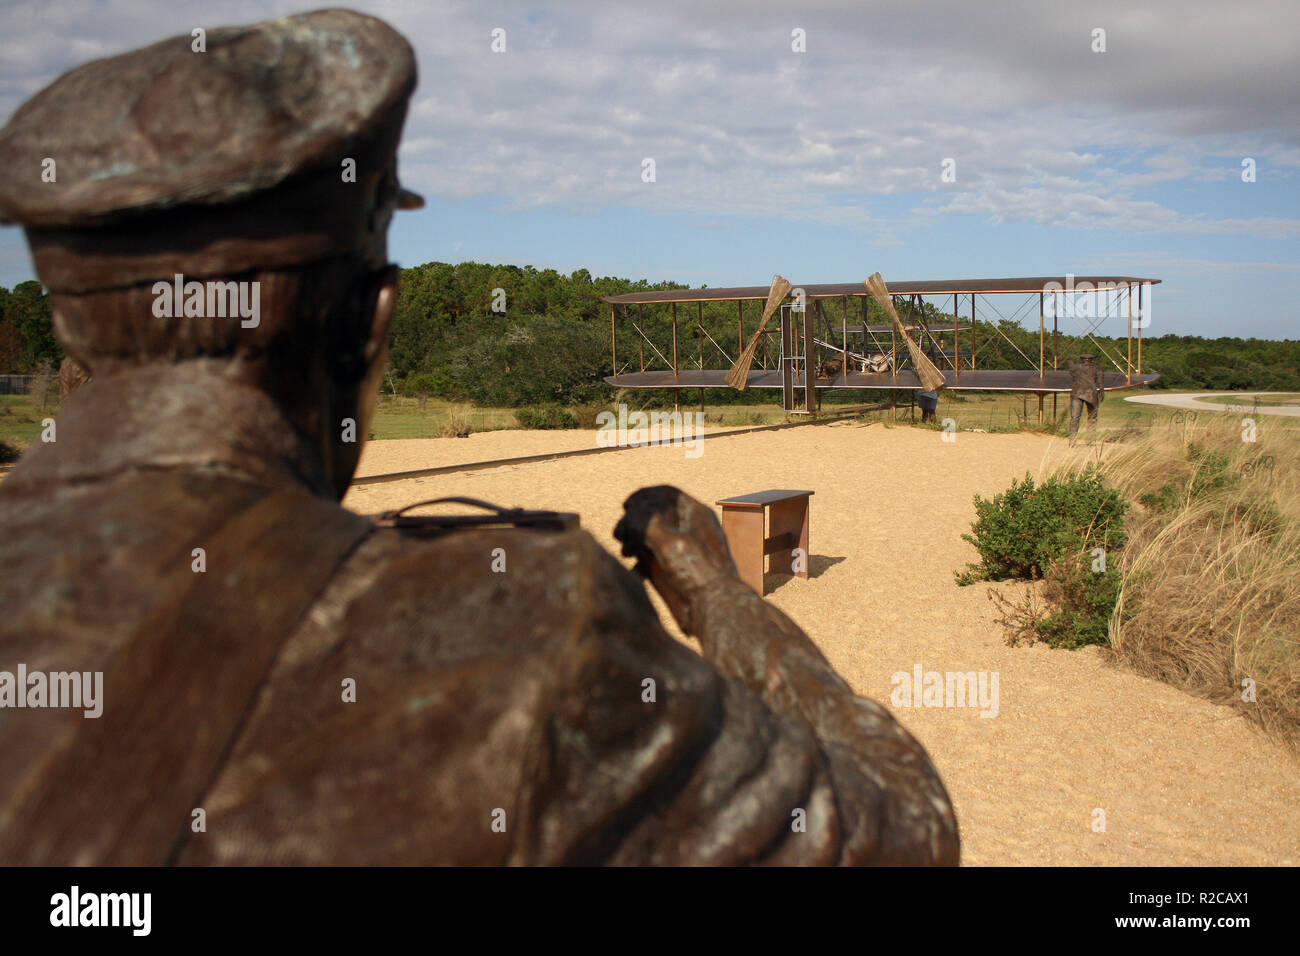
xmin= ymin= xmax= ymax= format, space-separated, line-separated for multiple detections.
xmin=384 ymin=261 xmax=686 ymax=405
xmin=0 ymin=281 xmax=61 ymax=372
xmin=2 ymin=266 xmax=1297 ymax=400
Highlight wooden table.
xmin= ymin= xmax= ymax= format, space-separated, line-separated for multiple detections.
xmin=714 ymin=489 xmax=813 ymax=596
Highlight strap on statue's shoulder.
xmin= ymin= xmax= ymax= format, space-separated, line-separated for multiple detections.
xmin=0 ymin=485 xmax=373 ymax=866
xmin=374 ymin=496 xmax=579 ymax=537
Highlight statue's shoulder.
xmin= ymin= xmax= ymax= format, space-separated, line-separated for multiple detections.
xmin=309 ymin=500 xmax=658 ymax=657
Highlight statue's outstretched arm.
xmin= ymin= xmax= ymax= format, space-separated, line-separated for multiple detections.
xmin=611 ymin=486 xmax=960 ymax=865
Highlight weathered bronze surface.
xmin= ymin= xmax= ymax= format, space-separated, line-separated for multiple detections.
xmin=1069 ymin=355 xmax=1106 ymax=406
xmin=0 ymin=10 xmax=959 ymax=865
xmin=58 ymin=356 xmax=88 ymax=399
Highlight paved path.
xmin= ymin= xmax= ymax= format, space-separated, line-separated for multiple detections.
xmin=1125 ymin=391 xmax=1300 ymax=417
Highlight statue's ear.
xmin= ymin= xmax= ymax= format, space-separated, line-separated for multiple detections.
xmin=365 ymin=265 xmax=400 ymax=365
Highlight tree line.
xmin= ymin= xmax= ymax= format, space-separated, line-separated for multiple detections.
xmin=0 ymin=281 xmax=58 ymax=373
xmin=3 ymin=265 xmax=1298 ymax=400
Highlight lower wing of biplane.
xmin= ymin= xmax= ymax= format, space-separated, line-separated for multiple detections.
xmin=604 ymin=368 xmax=1159 ymax=392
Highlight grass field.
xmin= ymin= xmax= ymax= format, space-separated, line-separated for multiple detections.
xmin=0 ymin=394 xmax=57 ymax=456
xmin=336 ymin=390 xmax=1180 ymax=442
xmin=368 ymin=396 xmax=795 ymax=439
xmin=1191 ymin=392 xmax=1300 ymax=407
xmin=0 ymin=388 xmax=1283 ymax=456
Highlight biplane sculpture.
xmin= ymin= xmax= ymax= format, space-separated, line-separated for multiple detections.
xmin=604 ymin=274 xmax=1161 ymax=414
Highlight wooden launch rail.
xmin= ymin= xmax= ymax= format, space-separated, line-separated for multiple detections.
xmin=715 ymin=489 xmax=813 ymax=596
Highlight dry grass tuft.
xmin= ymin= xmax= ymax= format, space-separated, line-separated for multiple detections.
xmin=1071 ymin=415 xmax=1300 ymax=752
xmin=438 ymin=404 xmax=474 ymax=439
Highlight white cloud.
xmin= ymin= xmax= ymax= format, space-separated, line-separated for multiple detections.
xmin=0 ymin=0 xmax=1297 ymax=241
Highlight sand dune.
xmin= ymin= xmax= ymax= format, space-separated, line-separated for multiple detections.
xmin=345 ymin=423 xmax=1299 ymax=866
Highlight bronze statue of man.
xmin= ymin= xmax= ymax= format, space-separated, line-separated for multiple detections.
xmin=1068 ymin=353 xmax=1105 ymax=445
xmin=0 ymin=10 xmax=959 ymax=865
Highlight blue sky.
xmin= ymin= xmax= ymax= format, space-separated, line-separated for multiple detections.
xmin=1 ymin=0 xmax=1297 ymax=337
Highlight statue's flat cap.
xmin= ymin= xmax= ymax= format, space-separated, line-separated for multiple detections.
xmin=0 ymin=8 xmax=418 ymax=228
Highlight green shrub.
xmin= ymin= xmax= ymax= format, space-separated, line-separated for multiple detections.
xmin=1138 ymin=483 xmax=1179 ymax=513
xmin=403 ymin=372 xmax=442 ymax=411
xmin=1032 ymin=554 xmax=1126 ymax=649
xmin=514 ymin=405 xmax=578 ymax=430
xmin=1229 ymin=497 xmax=1284 ymax=538
xmin=957 ymin=468 xmax=1127 ymax=584
xmin=991 ymin=552 xmax=1134 ymax=650
xmin=1186 ymin=441 xmax=1236 ymax=497
xmin=572 ymin=405 xmax=604 ymax=429
xmin=1138 ymin=443 xmax=1239 ymax=513
xmin=403 ymin=373 xmax=441 ymax=399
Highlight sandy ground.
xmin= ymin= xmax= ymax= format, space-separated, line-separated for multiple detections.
xmin=345 ymin=424 xmax=1300 ymax=866
xmin=354 ymin=421 xmax=742 ymax=478
xmin=1127 ymin=391 xmax=1300 ymax=417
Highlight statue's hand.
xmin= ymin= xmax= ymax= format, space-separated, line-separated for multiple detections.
xmin=614 ymin=485 xmax=738 ymax=634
